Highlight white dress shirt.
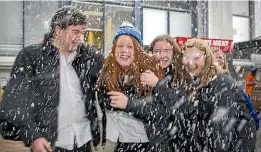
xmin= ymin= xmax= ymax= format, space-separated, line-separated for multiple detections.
xmin=55 ymin=53 xmax=92 ymax=150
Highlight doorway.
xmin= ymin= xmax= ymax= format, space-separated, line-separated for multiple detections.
xmin=85 ymin=30 xmax=103 ymax=52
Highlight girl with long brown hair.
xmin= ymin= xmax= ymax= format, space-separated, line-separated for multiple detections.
xmin=148 ymin=34 xmax=188 ymax=88
xmin=140 ymin=34 xmax=192 ymax=92
xmin=97 ymin=22 xmax=163 ymax=152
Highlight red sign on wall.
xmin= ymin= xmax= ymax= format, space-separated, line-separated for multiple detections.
xmin=174 ymin=37 xmax=234 ymax=53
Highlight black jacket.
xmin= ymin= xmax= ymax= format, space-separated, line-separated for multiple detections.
xmin=125 ymin=78 xmax=185 ymax=151
xmin=186 ymin=74 xmax=256 ymax=152
xmin=0 ymin=34 xmax=104 ymax=147
xmin=163 ymin=64 xmax=174 ymax=88
xmin=125 ymin=74 xmax=256 ymax=152
xmin=98 ymin=75 xmax=148 ymax=145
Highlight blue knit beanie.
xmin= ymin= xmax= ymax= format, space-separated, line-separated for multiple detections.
xmin=251 ymin=67 xmax=258 ymax=74
xmin=113 ymin=21 xmax=143 ymax=46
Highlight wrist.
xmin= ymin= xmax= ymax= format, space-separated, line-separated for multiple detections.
xmin=124 ymin=97 xmax=129 ymax=109
xmin=32 ymin=137 xmax=44 ymax=145
xmin=153 ymin=79 xmax=159 ymax=87
xmin=125 ymin=98 xmax=132 ymax=112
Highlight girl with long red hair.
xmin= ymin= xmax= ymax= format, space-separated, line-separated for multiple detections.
xmin=97 ymin=22 xmax=163 ymax=152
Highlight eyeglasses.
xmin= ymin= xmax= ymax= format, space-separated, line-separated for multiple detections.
xmin=182 ymin=53 xmax=205 ymax=62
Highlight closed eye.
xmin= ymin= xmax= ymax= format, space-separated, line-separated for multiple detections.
xmin=72 ymin=30 xmax=80 ymax=34
xmin=117 ymin=44 xmax=124 ymax=48
xmin=164 ymin=49 xmax=171 ymax=53
xmin=153 ymin=49 xmax=160 ymax=53
xmin=127 ymin=45 xmax=133 ymax=49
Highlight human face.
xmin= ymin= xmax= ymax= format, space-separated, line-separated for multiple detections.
xmin=56 ymin=24 xmax=86 ymax=52
xmin=182 ymin=47 xmax=205 ymax=77
xmin=115 ymin=35 xmax=135 ymax=68
xmin=214 ymin=51 xmax=225 ymax=68
xmin=152 ymin=41 xmax=173 ymax=69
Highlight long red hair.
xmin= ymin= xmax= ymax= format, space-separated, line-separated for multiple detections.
xmin=98 ymin=36 xmax=164 ymax=96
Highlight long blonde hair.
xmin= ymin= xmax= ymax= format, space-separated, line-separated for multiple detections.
xmin=181 ymin=38 xmax=222 ymax=89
